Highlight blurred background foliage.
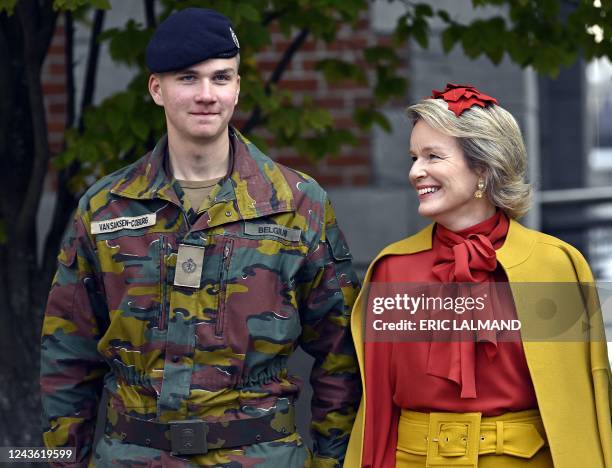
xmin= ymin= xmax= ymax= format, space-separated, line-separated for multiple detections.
xmin=6 ymin=0 xmax=610 ymax=193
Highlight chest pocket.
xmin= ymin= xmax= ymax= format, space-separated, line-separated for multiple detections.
xmin=205 ymin=221 xmax=309 ymax=380
xmin=95 ymin=231 xmax=166 ymax=331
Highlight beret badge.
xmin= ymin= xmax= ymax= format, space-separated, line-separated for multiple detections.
xmin=230 ymin=27 xmax=240 ymax=48
xmin=431 ymin=83 xmax=498 ymax=117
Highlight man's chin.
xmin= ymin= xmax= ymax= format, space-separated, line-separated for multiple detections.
xmin=187 ymin=127 xmax=225 ymax=141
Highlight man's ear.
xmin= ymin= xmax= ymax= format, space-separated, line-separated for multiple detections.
xmin=148 ymin=74 xmax=164 ymax=106
xmin=234 ymin=75 xmax=241 ymax=105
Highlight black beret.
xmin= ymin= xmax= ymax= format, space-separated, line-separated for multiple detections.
xmin=145 ymin=8 xmax=240 ymax=73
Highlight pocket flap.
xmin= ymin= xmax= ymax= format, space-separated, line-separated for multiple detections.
xmin=325 ymin=224 xmax=352 ymax=261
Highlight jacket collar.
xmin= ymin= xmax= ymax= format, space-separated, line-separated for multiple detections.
xmin=225 ymin=130 xmax=295 ymax=219
xmin=374 ymin=218 xmax=535 ymax=270
xmin=109 ymin=128 xmax=295 ymax=222
xmin=109 ymin=134 xmax=175 ymax=202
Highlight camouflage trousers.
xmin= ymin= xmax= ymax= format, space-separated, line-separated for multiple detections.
xmin=91 ymin=433 xmax=312 ymax=467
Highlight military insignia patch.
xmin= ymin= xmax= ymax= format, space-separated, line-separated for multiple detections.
xmin=174 ymin=245 xmax=205 ymax=288
xmin=229 ymin=26 xmax=239 ymax=48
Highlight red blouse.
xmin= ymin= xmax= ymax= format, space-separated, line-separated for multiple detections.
xmin=363 ymin=212 xmax=538 ymax=468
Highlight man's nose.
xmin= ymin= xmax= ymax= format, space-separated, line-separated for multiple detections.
xmin=195 ymin=80 xmax=215 ymax=102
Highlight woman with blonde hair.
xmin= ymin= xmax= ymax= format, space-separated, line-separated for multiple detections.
xmin=345 ymin=84 xmax=611 ymax=467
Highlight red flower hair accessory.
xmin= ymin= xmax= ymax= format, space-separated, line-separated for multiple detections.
xmin=430 ymin=83 xmax=498 ymax=117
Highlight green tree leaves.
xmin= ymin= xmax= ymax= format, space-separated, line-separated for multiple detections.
xmin=99 ymin=19 xmax=151 ymax=66
xmin=55 ymin=0 xmax=410 ymax=191
xmin=316 ymin=59 xmax=367 ymax=85
xmin=53 ymin=71 xmax=164 ymax=191
xmin=395 ymin=3 xmax=433 ymax=48
xmin=438 ymin=0 xmax=612 ymax=76
xmin=54 ymin=0 xmax=110 ymax=11
xmin=0 ymin=0 xmax=18 ymax=14
xmin=2 ymin=0 xmax=609 ymax=192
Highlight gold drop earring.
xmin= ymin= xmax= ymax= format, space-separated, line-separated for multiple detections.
xmin=474 ymin=178 xmax=485 ymax=198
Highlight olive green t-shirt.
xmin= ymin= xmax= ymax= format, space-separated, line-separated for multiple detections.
xmin=176 ymin=177 xmax=223 ymax=213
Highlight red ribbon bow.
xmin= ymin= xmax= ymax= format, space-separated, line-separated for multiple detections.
xmin=431 ymin=83 xmax=498 ymax=117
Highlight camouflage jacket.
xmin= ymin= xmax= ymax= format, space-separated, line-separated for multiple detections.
xmin=41 ymin=130 xmax=361 ymax=467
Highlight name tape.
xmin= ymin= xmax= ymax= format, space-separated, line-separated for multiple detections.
xmin=244 ymin=223 xmax=301 ymax=242
xmin=91 ymin=214 xmax=156 ymax=234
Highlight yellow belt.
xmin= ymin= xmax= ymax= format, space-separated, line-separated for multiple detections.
xmin=397 ymin=409 xmax=547 ymax=467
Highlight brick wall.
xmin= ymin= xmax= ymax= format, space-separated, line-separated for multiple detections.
xmin=42 ymin=16 xmax=66 ymax=157
xmin=41 ymin=10 xmax=407 ymax=188
xmin=237 ymin=15 xmax=408 ymax=187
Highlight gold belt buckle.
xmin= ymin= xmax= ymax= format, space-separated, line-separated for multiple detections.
xmin=426 ymin=412 xmax=481 ymax=467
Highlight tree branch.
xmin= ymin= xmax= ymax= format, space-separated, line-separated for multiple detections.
xmin=241 ymin=28 xmax=310 ymax=134
xmin=40 ymin=11 xmax=79 ymax=284
xmin=42 ymin=8 xmax=107 ymax=283
xmin=36 ymin=0 xmax=59 ymax=65
xmin=0 ymin=21 xmax=13 ymax=220
xmin=268 ymin=28 xmax=310 ymax=89
xmin=79 ymin=9 xmax=105 ymax=131
xmin=0 ymin=18 xmax=12 ymax=385
xmin=14 ymin=0 xmax=58 ymax=240
xmin=43 ymin=8 xmax=107 ymax=285
xmin=144 ymin=0 xmax=156 ymax=28
xmin=262 ymin=8 xmax=289 ymax=26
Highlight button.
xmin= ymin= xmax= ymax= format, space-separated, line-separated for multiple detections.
xmin=171 ymin=355 xmax=180 ymax=363
xmin=145 ymin=438 xmax=151 ymax=446
xmin=225 ymin=211 xmax=232 ymax=217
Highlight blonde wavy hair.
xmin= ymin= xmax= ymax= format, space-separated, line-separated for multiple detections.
xmin=406 ymin=98 xmax=531 ymax=219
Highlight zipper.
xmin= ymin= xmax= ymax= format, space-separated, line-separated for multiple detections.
xmin=215 ymin=238 xmax=234 ymax=337
xmin=158 ymin=234 xmax=168 ymax=331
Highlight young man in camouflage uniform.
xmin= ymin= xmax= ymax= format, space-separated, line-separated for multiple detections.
xmin=41 ymin=8 xmax=361 ymax=467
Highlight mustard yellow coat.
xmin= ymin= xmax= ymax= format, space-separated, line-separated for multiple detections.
xmin=345 ymin=220 xmax=612 ymax=468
